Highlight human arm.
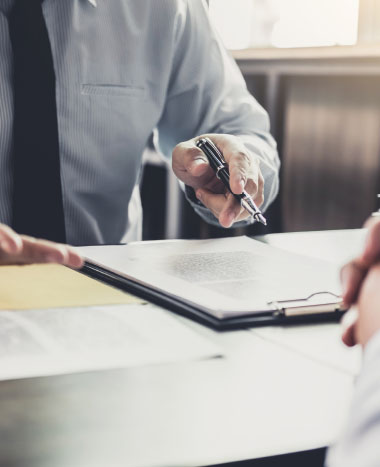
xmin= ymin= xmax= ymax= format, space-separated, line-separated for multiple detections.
xmin=157 ymin=0 xmax=279 ymax=227
xmin=340 ymin=217 xmax=380 ymax=346
xmin=326 ymin=329 xmax=380 ymax=467
xmin=326 ymin=218 xmax=380 ymax=466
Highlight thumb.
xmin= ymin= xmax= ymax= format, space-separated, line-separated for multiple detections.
xmin=172 ymin=141 xmax=209 ymax=177
xmin=189 ymin=155 xmax=209 ymax=177
xmin=172 ymin=140 xmax=214 ymax=188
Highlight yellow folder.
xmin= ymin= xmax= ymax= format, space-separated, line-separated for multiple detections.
xmin=0 ymin=264 xmax=143 ymax=310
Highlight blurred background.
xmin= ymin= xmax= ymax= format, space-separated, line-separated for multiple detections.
xmin=141 ymin=0 xmax=380 ymax=240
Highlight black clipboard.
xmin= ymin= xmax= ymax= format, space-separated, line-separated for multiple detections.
xmin=82 ymin=261 xmax=345 ymax=331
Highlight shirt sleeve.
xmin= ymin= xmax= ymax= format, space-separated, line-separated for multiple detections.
xmin=326 ymin=330 xmax=380 ymax=467
xmin=156 ymin=0 xmax=280 ymax=226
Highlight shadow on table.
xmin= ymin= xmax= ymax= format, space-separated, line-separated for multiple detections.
xmin=209 ymin=447 xmax=326 ymax=467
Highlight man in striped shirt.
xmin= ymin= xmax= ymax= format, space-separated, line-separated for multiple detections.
xmin=0 ymin=0 xmax=279 ymax=251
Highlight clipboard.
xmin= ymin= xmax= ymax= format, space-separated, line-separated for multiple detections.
xmin=81 ymin=261 xmax=345 ymax=331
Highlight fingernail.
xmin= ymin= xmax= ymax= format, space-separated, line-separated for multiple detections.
xmin=75 ymin=257 xmax=84 ymax=268
xmin=192 ymin=158 xmax=206 ymax=169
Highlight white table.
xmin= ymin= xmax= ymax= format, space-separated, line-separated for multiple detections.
xmin=0 ymin=229 xmax=365 ymax=467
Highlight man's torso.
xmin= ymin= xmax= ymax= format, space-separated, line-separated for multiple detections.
xmin=0 ymin=0 xmax=181 ymax=244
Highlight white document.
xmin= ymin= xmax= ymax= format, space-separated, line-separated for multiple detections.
xmin=78 ymin=236 xmax=342 ymax=319
xmin=0 ymin=304 xmax=221 ymax=381
xmin=251 ymin=323 xmax=362 ymax=376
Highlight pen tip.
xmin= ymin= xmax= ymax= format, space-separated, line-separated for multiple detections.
xmin=255 ymin=213 xmax=267 ymax=226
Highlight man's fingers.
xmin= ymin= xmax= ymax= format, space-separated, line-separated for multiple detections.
xmin=221 ymin=174 xmax=265 ymax=225
xmin=204 ymin=134 xmax=260 ymax=196
xmin=2 ymin=236 xmax=84 ymax=269
xmin=219 ymin=141 xmax=258 ymax=195
xmin=27 ymin=240 xmax=83 ymax=268
xmin=219 ymin=174 xmax=264 ymax=226
xmin=0 ymin=224 xmax=23 ymax=254
xmin=228 ymin=150 xmax=255 ymax=194
xmin=0 ymin=224 xmax=83 ymax=268
xmin=197 ymin=189 xmax=246 ymax=227
xmin=245 ymin=173 xmax=264 ymax=207
xmin=66 ymin=247 xmax=84 ymax=269
xmin=219 ymin=193 xmax=244 ymax=227
xmin=183 ymin=146 xmax=209 ymax=177
xmin=19 ymin=237 xmax=69 ymax=264
xmin=173 ymin=134 xmax=265 ymax=228
xmin=196 ymin=188 xmax=225 ymax=214
xmin=172 ymin=141 xmax=213 ymax=188
xmin=341 ymin=261 xmax=367 ymax=307
xmin=196 ymin=189 xmax=227 ymax=221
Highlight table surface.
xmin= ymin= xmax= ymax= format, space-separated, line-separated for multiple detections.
xmin=0 ymin=229 xmax=366 ymax=467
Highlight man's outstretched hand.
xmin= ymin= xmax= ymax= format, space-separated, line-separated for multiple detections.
xmin=0 ymin=223 xmax=83 ymax=268
xmin=172 ymin=134 xmax=264 ymax=227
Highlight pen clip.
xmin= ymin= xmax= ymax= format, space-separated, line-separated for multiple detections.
xmin=215 ymin=163 xmax=227 ymax=179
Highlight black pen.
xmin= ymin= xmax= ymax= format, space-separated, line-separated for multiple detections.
xmin=195 ymin=137 xmax=267 ymax=226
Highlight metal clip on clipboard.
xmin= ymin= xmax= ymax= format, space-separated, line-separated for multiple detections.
xmin=268 ymin=292 xmax=344 ymax=318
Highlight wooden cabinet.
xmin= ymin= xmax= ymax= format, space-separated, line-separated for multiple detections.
xmin=237 ymin=46 xmax=380 ymax=232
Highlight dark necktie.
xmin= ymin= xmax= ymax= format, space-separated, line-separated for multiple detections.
xmin=9 ymin=0 xmax=66 ymax=243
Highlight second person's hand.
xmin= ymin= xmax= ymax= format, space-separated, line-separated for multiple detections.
xmin=341 ymin=216 xmax=380 ymax=346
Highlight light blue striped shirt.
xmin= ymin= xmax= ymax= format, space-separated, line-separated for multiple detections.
xmin=0 ymin=0 xmax=279 ymax=245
